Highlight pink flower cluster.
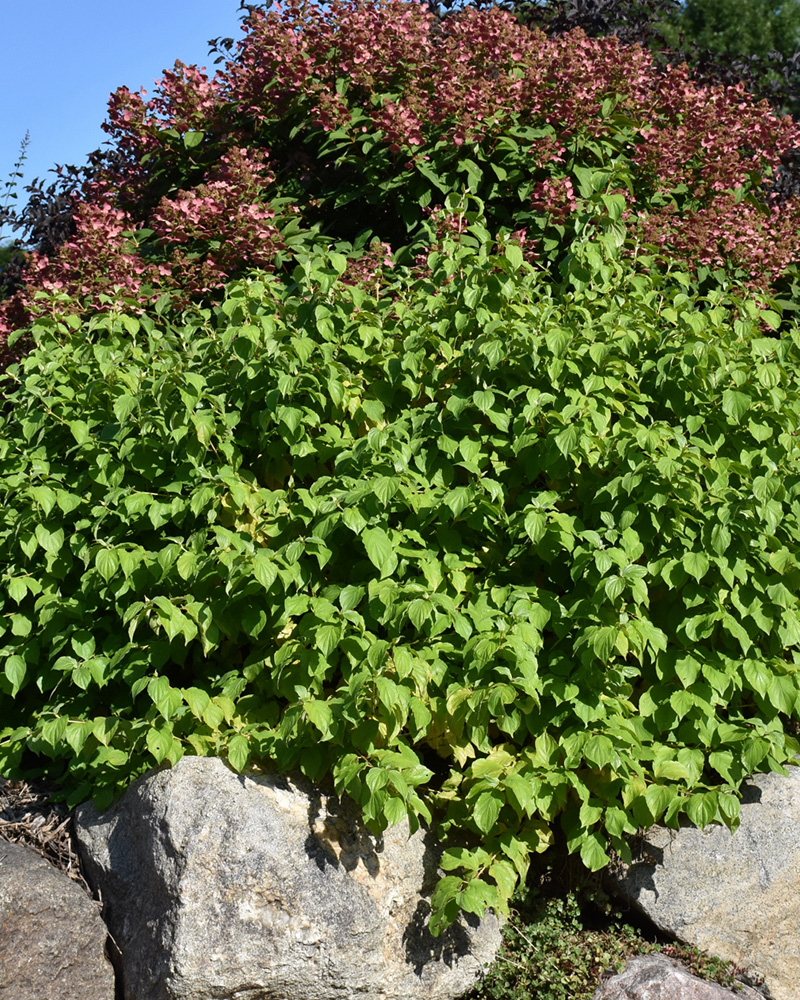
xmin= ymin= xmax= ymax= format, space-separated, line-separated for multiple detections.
xmin=530 ymin=176 xmax=579 ymax=224
xmin=149 ymin=147 xmax=290 ymax=292
xmin=632 ymin=192 xmax=800 ymax=286
xmin=341 ymin=238 xmax=395 ymax=288
xmin=0 ymin=148 xmax=291 ymax=333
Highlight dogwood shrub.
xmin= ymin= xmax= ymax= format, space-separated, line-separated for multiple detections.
xmin=3 ymin=1 xmax=800 ymax=933
xmin=3 ymin=200 xmax=800 ymax=930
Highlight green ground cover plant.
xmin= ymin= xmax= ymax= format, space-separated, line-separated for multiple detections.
xmin=463 ymin=855 xmax=755 ymax=1000
xmin=2 ymin=0 xmax=800 ymax=936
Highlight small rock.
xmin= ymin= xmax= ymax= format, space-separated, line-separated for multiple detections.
xmin=606 ymin=766 xmax=800 ymax=1000
xmin=593 ymin=954 xmax=765 ymax=1000
xmin=75 ymin=755 xmax=501 ymax=1000
xmin=0 ymin=839 xmax=116 ymax=1000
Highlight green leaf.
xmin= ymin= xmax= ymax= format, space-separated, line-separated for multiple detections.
xmin=146 ymin=724 xmax=173 ymax=765
xmin=721 ymin=390 xmax=750 ymax=422
xmin=458 ymin=877 xmax=495 ymax=917
xmin=96 ymin=548 xmax=119 ymax=582
xmin=40 ymin=716 xmax=68 ymax=749
xmin=408 ymin=599 xmax=433 ymax=628
xmin=34 ymin=524 xmax=64 ymax=556
xmin=56 ymin=490 xmax=82 ymax=514
xmin=489 ymin=858 xmax=519 ymax=900
xmin=579 ymin=831 xmax=610 ymax=871
xmin=93 ymin=717 xmax=118 ymax=746
xmin=373 ymin=476 xmax=400 ymax=505
xmin=68 ymin=420 xmax=92 ymax=445
xmin=339 ymin=585 xmax=364 ymax=612
xmin=305 ymin=700 xmax=334 ymax=739
xmin=113 ymin=394 xmax=138 ymax=423
xmin=752 ymin=476 xmax=779 ymax=503
xmin=682 ymin=551 xmax=709 ymax=582
xmin=65 ymin=720 xmax=93 ymax=756
xmin=505 ymin=244 xmax=523 ymax=270
xmin=760 ymin=310 xmax=781 ymax=331
xmin=183 ymin=130 xmax=205 ymax=149
xmin=685 ymin=791 xmax=718 ymax=828
xmin=473 ymin=390 xmax=496 ymax=413
xmin=586 ymin=625 xmax=617 ymax=663
xmin=362 ymin=527 xmax=398 ymax=579
xmin=4 ymin=655 xmax=27 ymax=695
xmin=670 ymin=689 xmax=695 ymax=719
xmin=767 ymin=582 xmax=795 ymax=609
xmin=554 ymin=425 xmax=579 ymax=458
xmin=644 ymin=783 xmax=677 ymax=820
xmin=183 ymin=686 xmax=211 ymax=720
xmin=176 ymin=550 xmax=198 ymax=580
xmin=148 ymin=675 xmax=183 ymax=721
xmin=315 ymin=624 xmax=341 ymax=659
xmin=653 ymin=758 xmax=691 ymax=782
xmin=71 ymin=630 xmax=96 ymax=659
xmin=202 ymin=700 xmax=225 ymax=730
xmin=718 ymin=792 xmax=740 ymax=827
xmin=524 ymin=511 xmax=547 ymax=544
xmin=675 ymin=655 xmax=701 ymax=687
xmin=227 ymin=733 xmax=250 ymax=772
xmin=583 ymin=735 xmax=617 ymax=769
xmin=29 ymin=485 xmax=57 ymax=516
xmin=10 ymin=614 xmax=32 ymax=637
xmin=253 ymin=550 xmax=278 ymax=589
xmin=743 ymin=659 xmax=770 ymax=697
xmin=343 ymin=508 xmax=368 ymax=534
xmin=710 ymin=524 xmax=731 ymax=556
xmin=473 ymin=791 xmax=503 ymax=834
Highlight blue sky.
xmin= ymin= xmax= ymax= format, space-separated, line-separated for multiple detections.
xmin=0 ymin=1 xmax=252 ymax=243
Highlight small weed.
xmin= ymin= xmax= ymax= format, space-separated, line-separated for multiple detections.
xmin=464 ymin=855 xmax=757 ymax=1000
xmin=0 ymin=131 xmax=29 ymax=239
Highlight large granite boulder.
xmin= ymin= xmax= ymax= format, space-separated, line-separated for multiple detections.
xmin=74 ymin=755 xmax=501 ymax=1000
xmin=0 ymin=839 xmax=116 ymax=1000
xmin=606 ymin=766 xmax=800 ymax=1000
xmin=593 ymin=954 xmax=765 ymax=1000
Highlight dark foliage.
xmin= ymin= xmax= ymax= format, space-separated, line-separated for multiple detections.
xmin=0 ymin=245 xmax=29 ymax=303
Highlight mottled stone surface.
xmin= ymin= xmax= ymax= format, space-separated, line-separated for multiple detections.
xmin=606 ymin=766 xmax=800 ymax=1000
xmin=75 ymin=755 xmax=501 ymax=1000
xmin=593 ymin=954 xmax=765 ymax=1000
xmin=0 ymin=839 xmax=116 ymax=1000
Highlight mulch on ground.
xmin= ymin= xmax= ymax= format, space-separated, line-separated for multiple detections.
xmin=0 ymin=776 xmax=92 ymax=895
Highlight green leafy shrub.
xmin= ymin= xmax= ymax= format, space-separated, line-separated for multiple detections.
xmin=3 ymin=191 xmax=800 ymax=931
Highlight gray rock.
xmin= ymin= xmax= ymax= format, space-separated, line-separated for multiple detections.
xmin=606 ymin=766 xmax=800 ymax=1000
xmin=75 ymin=755 xmax=501 ymax=1000
xmin=593 ymin=954 xmax=765 ymax=1000
xmin=0 ymin=839 xmax=116 ymax=1000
